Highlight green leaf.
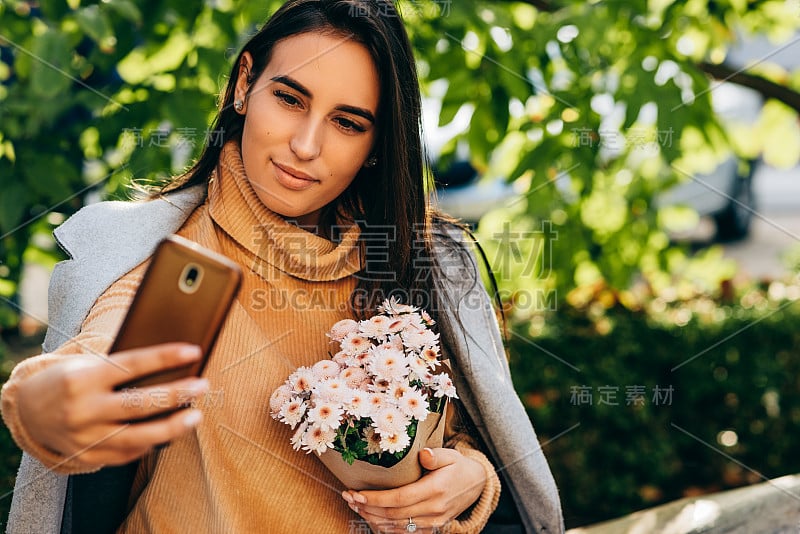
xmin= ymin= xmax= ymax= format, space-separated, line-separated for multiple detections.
xmin=29 ymin=30 xmax=72 ymax=98
xmin=74 ymin=5 xmax=114 ymax=45
xmin=104 ymin=0 xmax=143 ymax=26
xmin=438 ymin=101 xmax=463 ymax=127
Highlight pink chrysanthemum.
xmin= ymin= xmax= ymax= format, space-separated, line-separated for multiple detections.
xmin=288 ymin=367 xmax=316 ymax=393
xmin=328 ymin=319 xmax=360 ymax=342
xmin=313 ymin=378 xmax=349 ymax=403
xmin=431 ymin=373 xmax=458 ymax=399
xmin=302 ymin=424 xmax=337 ymax=455
xmin=307 ymin=401 xmax=344 ymax=432
xmin=378 ymin=297 xmax=418 ymax=316
xmin=401 ymin=328 xmax=439 ymax=350
xmin=379 ymin=431 xmax=411 ymax=454
xmin=344 ymin=390 xmax=372 ymax=418
xmin=368 ymin=346 xmax=409 ymax=381
xmin=312 ymin=360 xmax=341 ymax=380
xmin=388 ymin=381 xmax=410 ymax=401
xmin=339 ymin=366 xmax=368 ymax=389
xmin=360 ymin=315 xmax=391 ymax=339
xmin=269 ymin=384 xmax=293 ymax=415
xmin=291 ymin=421 xmax=308 ymax=451
xmin=398 ymin=389 xmax=429 ymax=421
xmin=340 ymin=333 xmax=370 ymax=356
xmin=279 ymin=399 xmax=307 ymax=428
xmin=372 ymin=405 xmax=409 ymax=436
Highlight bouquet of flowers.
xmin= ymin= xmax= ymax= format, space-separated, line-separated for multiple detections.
xmin=269 ymin=297 xmax=457 ymax=489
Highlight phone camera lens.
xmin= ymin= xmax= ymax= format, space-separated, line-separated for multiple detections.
xmin=185 ymin=267 xmax=199 ymax=286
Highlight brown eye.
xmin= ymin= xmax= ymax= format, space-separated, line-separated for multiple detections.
xmin=336 ymin=117 xmax=366 ymax=133
xmin=274 ymin=90 xmax=301 ymax=107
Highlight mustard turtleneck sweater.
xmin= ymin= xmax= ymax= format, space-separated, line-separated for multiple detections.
xmin=1 ymin=141 xmax=500 ymax=533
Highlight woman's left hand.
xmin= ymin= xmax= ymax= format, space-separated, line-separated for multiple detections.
xmin=342 ymin=446 xmax=486 ymax=533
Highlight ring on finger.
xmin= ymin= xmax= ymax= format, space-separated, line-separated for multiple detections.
xmin=406 ymin=517 xmax=417 ymax=532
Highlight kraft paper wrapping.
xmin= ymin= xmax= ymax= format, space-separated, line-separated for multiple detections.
xmin=318 ymin=401 xmax=449 ymax=490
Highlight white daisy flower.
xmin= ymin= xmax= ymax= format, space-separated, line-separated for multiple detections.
xmin=359 ymin=314 xmax=391 ymax=339
xmin=379 ymin=431 xmax=411 ymax=454
xmin=398 ymin=389 xmax=429 ymax=421
xmin=307 ymin=401 xmax=344 ymax=432
xmin=313 ymin=378 xmax=349 ymax=403
xmin=402 ymin=328 xmax=439 ymax=351
xmin=367 ymin=392 xmax=387 ymax=413
xmin=279 ymin=399 xmax=307 ymax=428
xmin=288 ymin=366 xmax=316 ymax=393
xmin=344 ymin=390 xmax=372 ymax=418
xmin=368 ymin=377 xmax=392 ymax=394
xmin=339 ymin=366 xmax=368 ymax=389
xmin=372 ymin=405 xmax=409 ymax=436
xmin=302 ymin=423 xmax=337 ymax=455
xmin=352 ymin=351 xmax=372 ymax=367
xmin=403 ymin=313 xmax=425 ymax=331
xmin=407 ymin=356 xmax=430 ymax=379
xmin=312 ymin=360 xmax=341 ymax=381
xmin=378 ymin=297 xmax=418 ymax=316
xmin=340 ymin=333 xmax=371 ymax=356
xmin=385 ymin=334 xmax=404 ymax=351
xmin=331 ymin=350 xmax=351 ymax=367
xmin=420 ymin=310 xmax=435 ymax=326
xmin=368 ymin=346 xmax=409 ymax=381
xmin=387 ymin=381 xmax=410 ymax=400
xmin=431 ymin=373 xmax=458 ymax=399
xmin=387 ymin=316 xmax=409 ymax=334
xmin=328 ymin=319 xmax=360 ymax=342
xmin=291 ymin=421 xmax=308 ymax=451
xmin=420 ymin=347 xmax=440 ymax=367
xmin=269 ymin=384 xmax=294 ymax=416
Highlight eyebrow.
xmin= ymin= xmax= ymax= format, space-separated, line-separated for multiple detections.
xmin=270 ymin=75 xmax=376 ymax=124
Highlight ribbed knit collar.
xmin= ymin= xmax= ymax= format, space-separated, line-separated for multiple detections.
xmin=207 ymin=140 xmax=363 ymax=281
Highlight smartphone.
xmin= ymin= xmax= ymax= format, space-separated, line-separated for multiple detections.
xmin=112 ymin=234 xmax=242 ymax=389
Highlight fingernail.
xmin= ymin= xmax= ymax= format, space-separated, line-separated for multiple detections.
xmin=179 ymin=345 xmax=202 ymax=360
xmin=183 ymin=410 xmax=203 ymax=428
xmin=341 ymin=491 xmax=354 ymax=504
xmin=353 ymin=493 xmax=366 ymax=504
xmin=186 ymin=379 xmax=209 ymax=394
xmin=348 ymin=502 xmax=359 ymax=514
xmin=424 ymin=447 xmax=435 ymax=460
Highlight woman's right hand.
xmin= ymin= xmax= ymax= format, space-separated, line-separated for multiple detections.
xmin=15 ymin=342 xmax=209 ymax=468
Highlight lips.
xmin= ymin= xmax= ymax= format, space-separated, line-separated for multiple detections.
xmin=272 ymin=160 xmax=319 ymax=191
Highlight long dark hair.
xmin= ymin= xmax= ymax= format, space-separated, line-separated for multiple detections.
xmin=157 ymin=0 xmax=457 ymax=319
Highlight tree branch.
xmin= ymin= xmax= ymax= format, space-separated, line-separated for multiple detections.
xmin=699 ymin=61 xmax=800 ymax=114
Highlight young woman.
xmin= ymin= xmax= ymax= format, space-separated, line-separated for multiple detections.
xmin=1 ymin=1 xmax=562 ymax=532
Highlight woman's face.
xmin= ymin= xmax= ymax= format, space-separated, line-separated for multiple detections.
xmin=234 ymin=32 xmax=380 ymax=229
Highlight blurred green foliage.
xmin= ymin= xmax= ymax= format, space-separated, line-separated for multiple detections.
xmin=1 ymin=0 xmax=800 ymax=325
xmin=509 ymin=278 xmax=800 ymax=527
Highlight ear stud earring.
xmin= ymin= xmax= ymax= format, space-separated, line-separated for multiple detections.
xmin=234 ymin=99 xmax=244 ymax=112
xmin=365 ymin=155 xmax=378 ymax=168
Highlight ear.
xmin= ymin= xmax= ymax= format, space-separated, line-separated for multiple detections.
xmin=234 ymin=52 xmax=254 ymax=114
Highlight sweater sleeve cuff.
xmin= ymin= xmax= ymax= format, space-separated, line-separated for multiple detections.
xmin=1 ymin=358 xmax=103 ymax=475
xmin=444 ymin=440 xmax=501 ymax=534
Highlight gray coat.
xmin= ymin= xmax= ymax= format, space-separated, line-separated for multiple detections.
xmin=6 ymin=186 xmax=563 ymax=533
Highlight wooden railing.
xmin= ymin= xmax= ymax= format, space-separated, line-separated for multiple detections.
xmin=566 ymin=474 xmax=800 ymax=534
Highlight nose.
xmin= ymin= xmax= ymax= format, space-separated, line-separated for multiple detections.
xmin=289 ymin=117 xmax=322 ymax=161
